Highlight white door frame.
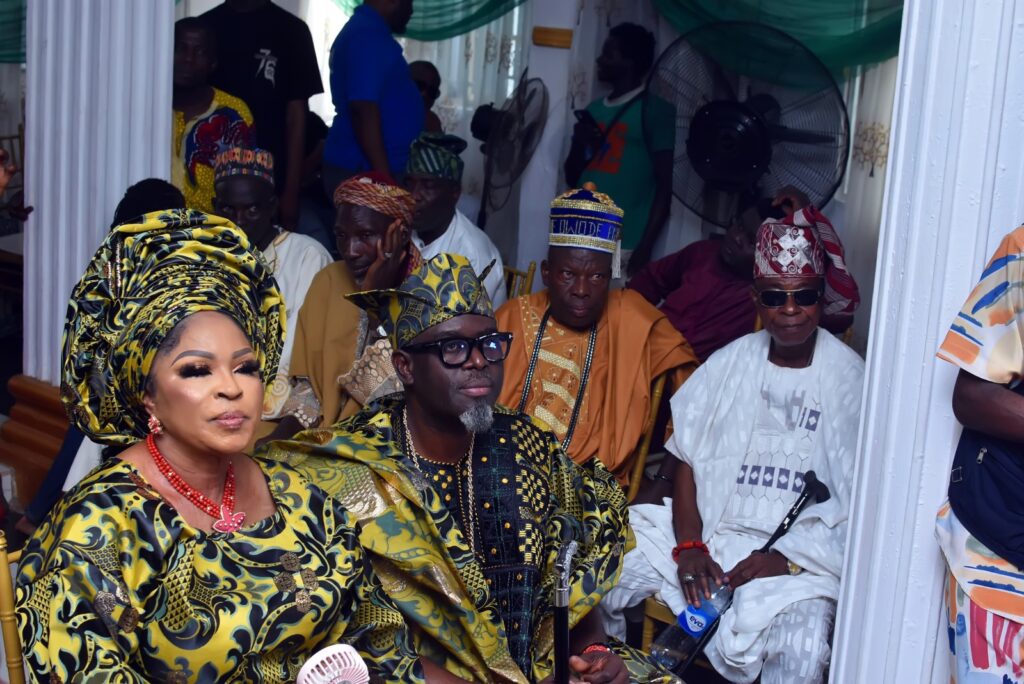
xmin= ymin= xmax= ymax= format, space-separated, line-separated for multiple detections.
xmin=830 ymin=1 xmax=1024 ymax=681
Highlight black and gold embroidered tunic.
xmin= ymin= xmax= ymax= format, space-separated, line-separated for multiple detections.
xmin=395 ymin=407 xmax=552 ymax=675
xmin=265 ymin=397 xmax=673 ymax=684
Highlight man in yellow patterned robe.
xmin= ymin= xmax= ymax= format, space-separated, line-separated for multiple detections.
xmin=264 ymin=253 xmax=674 ymax=683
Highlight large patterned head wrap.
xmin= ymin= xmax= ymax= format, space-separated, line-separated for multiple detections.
xmin=549 ymin=183 xmax=624 ymax=277
xmin=332 ymin=171 xmax=415 ymax=226
xmin=346 ymin=253 xmax=494 ymax=348
xmin=62 ymin=209 xmax=285 ymax=444
xmin=214 ymin=146 xmax=275 ymax=188
xmin=754 ymin=205 xmax=861 ymax=320
xmin=405 ymin=132 xmax=467 ymax=183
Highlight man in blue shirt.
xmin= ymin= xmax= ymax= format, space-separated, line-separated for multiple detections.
xmin=324 ymin=0 xmax=423 ymax=192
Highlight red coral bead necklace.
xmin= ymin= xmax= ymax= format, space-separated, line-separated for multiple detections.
xmin=146 ymin=433 xmax=246 ymax=533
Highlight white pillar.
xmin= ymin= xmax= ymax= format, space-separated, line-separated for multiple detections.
xmin=830 ymin=1 xmax=1024 ymax=681
xmin=23 ymin=0 xmax=174 ymax=384
xmin=515 ymin=0 xmax=576 ymax=273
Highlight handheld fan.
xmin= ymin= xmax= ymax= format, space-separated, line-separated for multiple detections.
xmin=296 ymin=644 xmax=369 ymax=684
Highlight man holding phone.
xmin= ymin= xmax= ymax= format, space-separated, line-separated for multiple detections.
xmin=564 ymin=23 xmax=675 ymax=278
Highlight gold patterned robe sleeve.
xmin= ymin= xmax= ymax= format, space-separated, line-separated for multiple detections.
xmin=325 ymin=509 xmax=426 ymax=683
xmin=18 ymin=545 xmax=147 ymax=683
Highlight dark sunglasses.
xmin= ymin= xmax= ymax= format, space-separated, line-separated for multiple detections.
xmin=757 ymin=288 xmax=823 ymax=308
xmin=402 ymin=332 xmax=513 ymax=368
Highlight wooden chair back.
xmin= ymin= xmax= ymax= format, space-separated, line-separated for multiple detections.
xmin=503 ymin=261 xmax=536 ymax=300
xmin=626 ymin=372 xmax=669 ymax=503
xmin=0 ymin=531 xmax=24 ymax=684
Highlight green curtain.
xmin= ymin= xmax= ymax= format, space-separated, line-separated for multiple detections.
xmin=650 ymin=0 xmax=903 ymax=77
xmin=0 ymin=0 xmax=24 ymax=64
xmin=331 ymin=0 xmax=526 ymax=41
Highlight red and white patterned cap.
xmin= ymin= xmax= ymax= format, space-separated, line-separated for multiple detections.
xmin=753 ymin=205 xmax=861 ymax=326
xmin=754 ymin=222 xmax=826 ymax=278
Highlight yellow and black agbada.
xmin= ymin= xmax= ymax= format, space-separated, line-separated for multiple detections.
xmin=263 ymin=399 xmax=675 ymax=683
xmin=19 ymin=210 xmax=423 ymax=682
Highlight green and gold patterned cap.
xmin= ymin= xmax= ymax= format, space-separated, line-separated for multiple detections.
xmin=346 ymin=252 xmax=493 ymax=348
xmin=405 ymin=132 xmax=467 ymax=184
xmin=61 ymin=209 xmax=285 ymax=444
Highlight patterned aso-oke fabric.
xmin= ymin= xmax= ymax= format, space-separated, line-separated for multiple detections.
xmin=346 ymin=252 xmax=494 ymax=348
xmin=214 ymin=146 xmax=275 ymax=187
xmin=754 ymin=222 xmax=826 ymax=278
xmin=261 ymin=398 xmax=674 ymax=683
xmin=332 ymin=171 xmax=415 ymax=225
xmin=15 ymin=458 xmax=423 ymax=682
xmin=754 ymin=205 xmax=861 ymax=320
xmin=406 ymin=132 xmax=467 ymax=183
xmin=61 ymin=209 xmax=284 ymax=445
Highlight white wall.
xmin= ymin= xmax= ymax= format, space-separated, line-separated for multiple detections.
xmin=23 ymin=0 xmax=174 ymax=383
xmin=513 ymin=0 xmax=576 ymax=273
xmin=830 ymin=1 xmax=1024 ymax=681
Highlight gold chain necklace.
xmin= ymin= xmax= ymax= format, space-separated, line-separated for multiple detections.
xmin=402 ymin=406 xmax=478 ymax=554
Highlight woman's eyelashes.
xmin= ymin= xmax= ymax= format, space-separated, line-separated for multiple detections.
xmin=178 ymin=363 xmax=211 ymax=379
xmin=176 ymin=360 xmax=259 ymax=379
xmin=236 ymin=360 xmax=260 ymax=376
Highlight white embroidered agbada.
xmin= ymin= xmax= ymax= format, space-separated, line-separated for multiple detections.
xmin=412 ymin=209 xmax=507 ymax=308
xmin=603 ymin=329 xmax=862 ymax=680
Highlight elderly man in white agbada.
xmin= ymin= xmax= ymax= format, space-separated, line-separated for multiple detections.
xmin=601 ymin=209 xmax=864 ymax=684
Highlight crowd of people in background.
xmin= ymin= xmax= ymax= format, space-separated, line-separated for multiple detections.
xmin=14 ymin=0 xmax=1020 ymax=682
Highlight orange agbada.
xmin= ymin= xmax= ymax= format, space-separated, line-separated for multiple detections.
xmin=497 ymin=288 xmax=698 ymax=485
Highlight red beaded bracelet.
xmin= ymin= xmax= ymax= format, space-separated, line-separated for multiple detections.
xmin=581 ymin=643 xmax=612 ymax=655
xmin=671 ymin=540 xmax=708 ymax=562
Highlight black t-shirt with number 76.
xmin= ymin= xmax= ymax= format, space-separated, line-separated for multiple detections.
xmin=202 ymin=2 xmax=324 ymax=186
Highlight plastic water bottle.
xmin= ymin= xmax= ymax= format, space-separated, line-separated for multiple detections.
xmin=649 ymin=585 xmax=733 ymax=672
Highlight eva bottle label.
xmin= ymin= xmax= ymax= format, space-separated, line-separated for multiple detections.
xmin=680 ymin=604 xmax=715 ymax=638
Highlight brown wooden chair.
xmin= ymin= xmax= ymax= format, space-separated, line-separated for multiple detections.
xmin=503 ymin=261 xmax=536 ymax=299
xmin=0 ymin=531 xmax=24 ymax=684
xmin=626 ymin=372 xmax=669 ymax=503
xmin=642 ymin=595 xmax=676 ymax=650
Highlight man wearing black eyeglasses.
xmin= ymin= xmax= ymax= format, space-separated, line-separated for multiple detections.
xmin=600 ymin=216 xmax=864 ymax=684
xmin=263 ymin=252 xmax=676 ymax=683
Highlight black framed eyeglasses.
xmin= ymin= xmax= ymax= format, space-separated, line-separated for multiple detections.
xmin=757 ymin=288 xmax=823 ymax=308
xmin=402 ymin=332 xmax=513 ymax=368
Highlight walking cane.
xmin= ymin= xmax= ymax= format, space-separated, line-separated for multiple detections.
xmin=676 ymin=470 xmax=832 ymax=676
xmin=554 ymin=538 xmax=579 ymax=684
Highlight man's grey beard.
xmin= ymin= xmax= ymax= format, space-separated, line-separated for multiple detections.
xmin=459 ymin=402 xmax=494 ymax=434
